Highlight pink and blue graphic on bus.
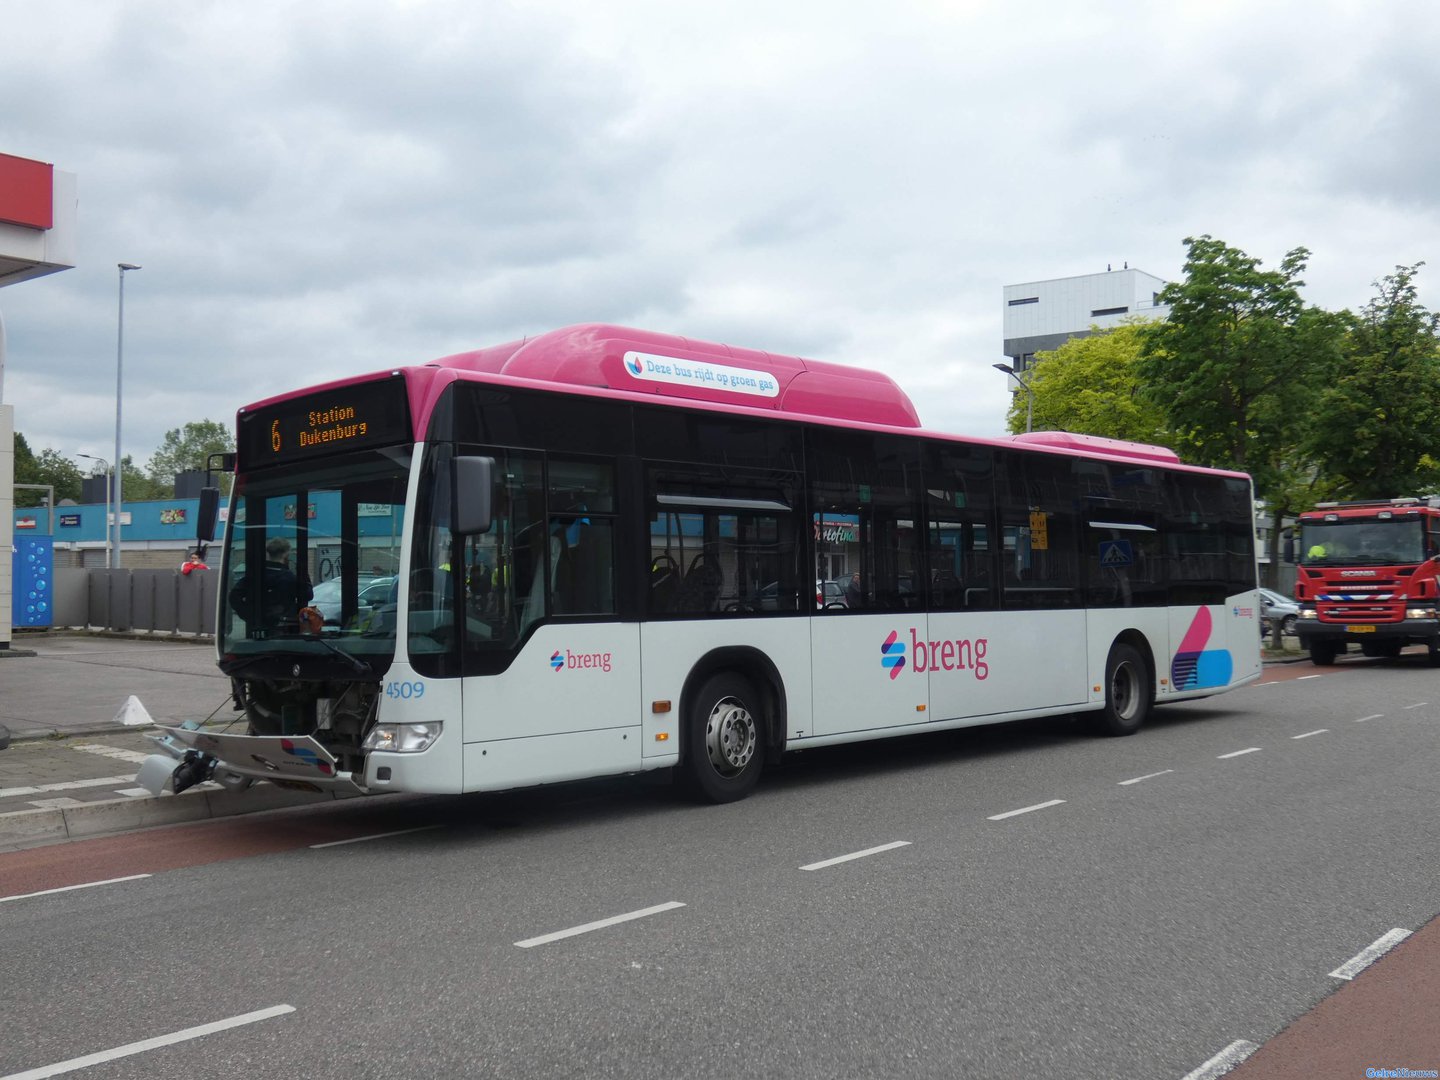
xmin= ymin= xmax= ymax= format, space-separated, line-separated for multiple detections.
xmin=880 ymin=630 xmax=907 ymax=679
xmin=550 ymin=651 xmax=564 ymax=672
xmin=1170 ymin=607 xmax=1233 ymax=691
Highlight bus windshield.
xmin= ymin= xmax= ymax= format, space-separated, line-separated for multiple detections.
xmin=1299 ymin=517 xmax=1426 ymax=566
xmin=218 ymin=447 xmax=412 ymax=674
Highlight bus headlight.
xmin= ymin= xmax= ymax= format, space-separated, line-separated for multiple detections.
xmin=362 ymin=721 xmax=443 ymax=753
xmin=1406 ymin=607 xmax=1437 ymax=620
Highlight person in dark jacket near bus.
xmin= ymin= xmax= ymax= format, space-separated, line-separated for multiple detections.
xmin=229 ymin=536 xmax=312 ymax=631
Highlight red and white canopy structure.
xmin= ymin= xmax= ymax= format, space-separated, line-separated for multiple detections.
xmin=1 ymin=151 xmax=77 ymax=650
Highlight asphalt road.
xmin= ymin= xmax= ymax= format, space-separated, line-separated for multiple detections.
xmin=1 ymin=655 xmax=1436 ymax=1079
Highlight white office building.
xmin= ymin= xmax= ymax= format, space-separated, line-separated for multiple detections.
xmin=1002 ymin=266 xmax=1169 ymax=374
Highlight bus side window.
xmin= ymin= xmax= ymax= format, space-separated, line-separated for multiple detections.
xmin=996 ymin=451 xmax=1080 ymax=610
xmin=928 ymin=518 xmax=994 ymax=610
xmin=808 ymin=430 xmax=923 ymax=615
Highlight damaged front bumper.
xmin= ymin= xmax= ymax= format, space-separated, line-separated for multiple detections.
xmin=135 ymin=723 xmax=370 ymax=797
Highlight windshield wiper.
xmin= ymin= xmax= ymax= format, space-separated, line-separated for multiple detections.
xmin=303 ymin=634 xmax=374 ymax=676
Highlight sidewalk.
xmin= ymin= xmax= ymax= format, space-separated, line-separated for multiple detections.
xmin=0 ymin=632 xmax=346 ymax=848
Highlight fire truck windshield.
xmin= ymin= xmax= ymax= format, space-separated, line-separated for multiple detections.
xmin=1300 ymin=517 xmax=1426 ymax=566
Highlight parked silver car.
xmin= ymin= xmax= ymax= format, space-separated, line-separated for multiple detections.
xmin=1258 ymin=587 xmax=1299 ymax=635
xmin=310 ymin=576 xmax=397 ymax=626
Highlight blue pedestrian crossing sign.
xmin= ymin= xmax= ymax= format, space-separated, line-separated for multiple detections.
xmin=1098 ymin=539 xmax=1133 ymax=567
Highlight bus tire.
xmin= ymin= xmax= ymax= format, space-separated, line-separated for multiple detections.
xmin=1092 ymin=642 xmax=1150 ymax=737
xmin=679 ymin=672 xmax=764 ymax=803
xmin=1308 ymin=642 xmax=1339 ymax=666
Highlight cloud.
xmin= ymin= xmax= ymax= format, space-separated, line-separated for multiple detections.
xmin=4 ymin=0 xmax=1440 ymax=465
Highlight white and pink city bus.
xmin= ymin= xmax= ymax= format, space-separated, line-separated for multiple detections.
xmin=145 ymin=324 xmax=1261 ymax=803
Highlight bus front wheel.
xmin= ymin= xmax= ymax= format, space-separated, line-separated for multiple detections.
xmin=679 ymin=672 xmax=764 ymax=803
xmin=1093 ymin=643 xmax=1150 ymax=737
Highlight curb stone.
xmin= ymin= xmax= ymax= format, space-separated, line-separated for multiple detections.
xmin=0 ymin=782 xmax=365 ymax=851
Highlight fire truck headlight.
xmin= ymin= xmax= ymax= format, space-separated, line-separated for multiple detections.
xmin=1299 ymin=608 xmax=1318 ymax=619
xmin=362 ymin=721 xmax=443 ymax=753
xmin=1406 ymin=607 xmax=1437 ymax=620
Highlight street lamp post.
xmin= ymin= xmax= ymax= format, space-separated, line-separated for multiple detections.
xmin=114 ymin=263 xmax=140 ymax=569
xmin=76 ymin=454 xmax=112 ymax=568
xmin=992 ymin=361 xmax=1034 ymax=433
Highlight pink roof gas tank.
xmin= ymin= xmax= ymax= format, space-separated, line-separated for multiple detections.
xmin=437 ymin=324 xmax=921 ymax=428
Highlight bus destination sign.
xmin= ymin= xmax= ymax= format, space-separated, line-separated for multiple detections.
xmin=238 ymin=375 xmax=412 ymax=468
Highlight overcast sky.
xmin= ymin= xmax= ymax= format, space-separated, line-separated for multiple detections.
xmin=3 ymin=0 xmax=1439 ymax=476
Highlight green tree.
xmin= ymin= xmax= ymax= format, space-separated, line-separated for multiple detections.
xmin=120 ymin=454 xmax=167 ymax=502
xmin=1139 ymin=236 xmax=1318 ymax=470
xmin=1138 ymin=235 xmax=1346 ymax=586
xmin=12 ymin=433 xmax=84 ymax=508
xmin=1004 ymin=321 xmax=1169 ymax=443
xmin=145 ymin=420 xmax=235 ymax=497
xmin=1307 ymin=264 xmax=1440 ymax=499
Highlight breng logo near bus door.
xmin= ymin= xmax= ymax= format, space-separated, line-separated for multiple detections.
xmin=549 ymin=648 xmax=614 ymax=673
xmin=881 ymin=629 xmax=989 ymax=680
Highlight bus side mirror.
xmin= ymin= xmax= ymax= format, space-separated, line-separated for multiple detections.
xmin=193 ymin=451 xmax=235 ymax=557
xmin=196 ymin=486 xmax=221 ymax=544
xmin=454 ymin=455 xmax=497 ymax=535
xmin=1282 ymin=536 xmax=1295 ymax=563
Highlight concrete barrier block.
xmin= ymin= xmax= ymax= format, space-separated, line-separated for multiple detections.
xmin=0 ymin=807 xmax=69 ymax=849
xmin=62 ymin=792 xmax=213 ymax=838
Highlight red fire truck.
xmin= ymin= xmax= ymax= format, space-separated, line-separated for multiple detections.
xmin=1294 ymin=497 xmax=1440 ymax=665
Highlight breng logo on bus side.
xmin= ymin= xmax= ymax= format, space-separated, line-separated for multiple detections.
xmin=881 ymin=630 xmax=990 ymax=680
xmin=880 ymin=631 xmax=907 ymax=679
xmin=548 ymin=649 xmax=614 ymax=673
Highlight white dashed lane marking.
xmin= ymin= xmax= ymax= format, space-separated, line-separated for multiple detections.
xmin=800 ymin=841 xmax=911 ymax=871
xmin=1328 ymin=928 xmax=1413 ymax=980
xmin=515 ymin=902 xmax=687 ymax=949
xmin=1118 ymin=770 xmax=1173 ymax=786
xmin=988 ymin=799 xmax=1065 ymax=821
xmin=0 ymin=1004 xmax=295 ymax=1079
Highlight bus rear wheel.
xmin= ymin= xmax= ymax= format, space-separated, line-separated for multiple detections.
xmin=679 ymin=672 xmax=764 ymax=803
xmin=1092 ymin=642 xmax=1150 ymax=737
